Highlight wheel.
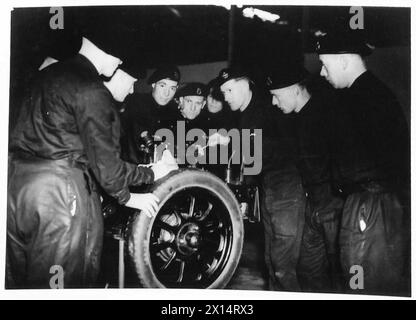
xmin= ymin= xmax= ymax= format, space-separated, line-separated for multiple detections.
xmin=128 ymin=169 xmax=244 ymax=288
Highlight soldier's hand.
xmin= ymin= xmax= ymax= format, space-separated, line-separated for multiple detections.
xmin=160 ymin=149 xmax=177 ymax=165
xmin=125 ymin=193 xmax=160 ymax=218
xmin=151 ymin=150 xmax=179 ymax=181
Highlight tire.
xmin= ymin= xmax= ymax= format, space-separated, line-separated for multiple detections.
xmin=128 ymin=169 xmax=244 ymax=288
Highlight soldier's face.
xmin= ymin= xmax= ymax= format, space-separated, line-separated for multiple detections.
xmin=220 ymin=79 xmax=249 ymax=111
xmin=207 ymin=95 xmax=223 ymax=113
xmin=179 ymin=96 xmax=206 ymax=120
xmin=270 ymin=86 xmax=297 ymax=114
xmin=319 ymin=54 xmax=347 ymax=89
xmin=109 ymin=69 xmax=137 ymax=102
xmin=152 ymin=79 xmax=178 ymax=106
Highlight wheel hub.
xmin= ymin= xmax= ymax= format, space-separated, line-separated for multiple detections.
xmin=176 ymin=222 xmax=201 ymax=256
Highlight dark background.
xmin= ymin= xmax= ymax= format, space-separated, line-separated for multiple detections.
xmin=10 ymin=5 xmax=410 ymax=67
xmin=9 ymin=5 xmax=410 ymax=130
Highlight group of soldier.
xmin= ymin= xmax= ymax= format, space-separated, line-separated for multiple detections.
xmin=7 ymin=20 xmax=410 ymax=296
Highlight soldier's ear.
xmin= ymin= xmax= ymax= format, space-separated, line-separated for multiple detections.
xmin=292 ymin=85 xmax=300 ymax=96
xmin=151 ymin=83 xmax=156 ymax=89
xmin=339 ymin=55 xmax=349 ymax=70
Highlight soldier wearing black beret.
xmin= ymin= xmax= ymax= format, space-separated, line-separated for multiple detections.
xmin=148 ymin=64 xmax=181 ymax=86
xmin=212 ymin=66 xmax=306 ymax=292
xmin=317 ymin=30 xmax=410 ymax=295
xmin=176 ymin=82 xmax=207 ymax=121
xmin=7 ymin=25 xmax=177 ymax=288
xmin=171 ymin=82 xmax=208 ymax=166
xmin=120 ymin=65 xmax=180 ymax=164
xmin=266 ymin=62 xmax=344 ymax=293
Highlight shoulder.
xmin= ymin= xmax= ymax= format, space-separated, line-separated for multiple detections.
xmin=123 ymin=93 xmax=152 ymax=117
xmin=40 ymin=56 xmax=101 ymax=97
xmin=125 ymin=92 xmax=150 ymax=106
xmin=353 ymin=71 xmax=397 ymax=101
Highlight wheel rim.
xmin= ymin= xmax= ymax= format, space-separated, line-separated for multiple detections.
xmin=149 ymin=187 xmax=234 ymax=288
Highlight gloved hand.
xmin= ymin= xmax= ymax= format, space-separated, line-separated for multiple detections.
xmin=207 ymin=132 xmax=230 ymax=147
xmin=125 ymin=192 xmax=160 ymax=218
xmin=160 ymin=148 xmax=177 ymax=165
xmin=151 ymin=149 xmax=178 ymax=181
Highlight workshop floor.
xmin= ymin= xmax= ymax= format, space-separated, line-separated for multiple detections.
xmin=225 ymin=221 xmax=268 ymax=290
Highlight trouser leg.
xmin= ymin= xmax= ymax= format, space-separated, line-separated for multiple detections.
xmin=319 ymin=196 xmax=344 ymax=292
xmin=7 ymin=162 xmax=103 ymax=289
xmin=339 ymin=190 xmax=410 ymax=296
xmin=261 ymin=198 xmax=276 ymax=290
xmin=262 ymin=171 xmax=306 ymax=291
xmin=298 ymin=184 xmax=344 ymax=293
xmin=297 ymin=201 xmax=331 ymax=292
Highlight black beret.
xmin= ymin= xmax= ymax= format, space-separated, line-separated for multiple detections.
xmin=176 ymin=82 xmax=207 ymax=98
xmin=116 ymin=55 xmax=148 ymax=80
xmin=216 ymin=66 xmax=250 ymax=86
xmin=207 ymin=78 xmax=224 ymax=101
xmin=316 ymin=31 xmax=373 ymax=56
xmin=81 ymin=24 xmax=130 ymax=60
xmin=265 ymin=64 xmax=309 ymax=90
xmin=148 ymin=65 xmax=181 ymax=84
xmin=42 ymin=28 xmax=82 ymax=61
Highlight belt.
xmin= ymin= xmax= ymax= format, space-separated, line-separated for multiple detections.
xmin=336 ymin=179 xmax=388 ymax=197
xmin=12 ymin=151 xmax=96 ymax=194
xmin=12 ymin=151 xmax=88 ymax=171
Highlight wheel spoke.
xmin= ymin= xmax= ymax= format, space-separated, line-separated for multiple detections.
xmin=152 ymin=241 xmax=174 ymax=252
xmin=177 ymin=260 xmax=185 ymax=283
xmin=145 ymin=184 xmax=236 ymax=288
xmin=204 ymin=221 xmax=223 ymax=233
xmin=195 ymin=253 xmax=208 ymax=270
xmin=154 ymin=219 xmax=177 ymax=232
xmin=173 ymin=209 xmax=182 ymax=223
xmin=196 ymin=202 xmax=213 ymax=222
xmin=188 ymin=195 xmax=195 ymax=218
xmin=160 ymin=251 xmax=177 ymax=271
xmin=201 ymin=237 xmax=223 ymax=255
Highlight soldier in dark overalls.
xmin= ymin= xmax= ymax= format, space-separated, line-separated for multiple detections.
xmin=174 ymin=82 xmax=208 ymax=166
xmin=266 ymin=63 xmax=343 ymax=292
xmin=120 ymin=65 xmax=181 ymax=164
xmin=317 ymin=30 xmax=410 ymax=296
xmin=202 ymin=78 xmax=235 ymax=132
xmin=7 ymin=29 xmax=174 ymax=289
xmin=198 ymin=78 xmax=236 ymax=177
xmin=210 ymin=67 xmax=305 ymax=291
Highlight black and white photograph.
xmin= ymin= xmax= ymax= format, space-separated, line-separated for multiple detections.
xmin=2 ymin=1 xmax=412 ymax=300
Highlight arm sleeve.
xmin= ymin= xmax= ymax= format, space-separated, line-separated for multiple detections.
xmin=75 ymin=83 xmax=154 ymax=205
xmin=120 ymin=102 xmax=150 ymax=164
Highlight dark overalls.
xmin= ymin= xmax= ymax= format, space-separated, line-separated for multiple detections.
xmin=293 ymin=91 xmax=344 ymax=292
xmin=333 ymin=71 xmax=410 ymax=296
xmin=7 ymin=55 xmax=154 ymax=288
xmin=120 ymin=93 xmax=179 ymax=164
xmin=235 ymin=92 xmax=306 ymax=291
